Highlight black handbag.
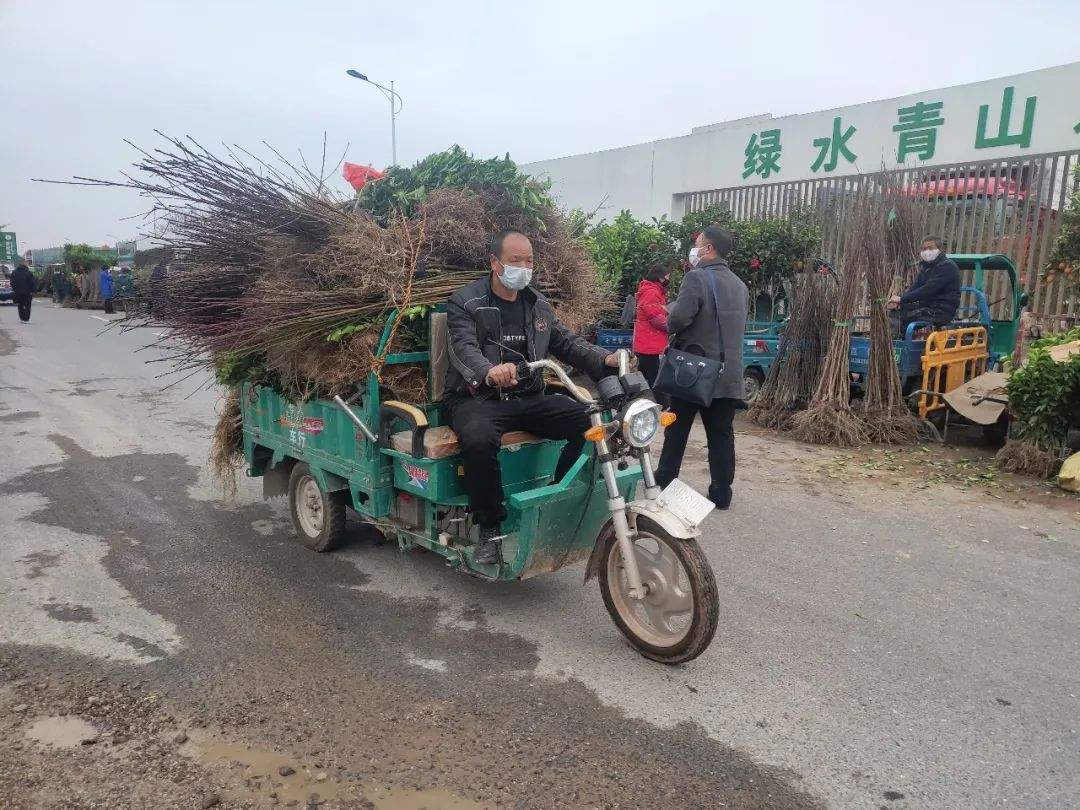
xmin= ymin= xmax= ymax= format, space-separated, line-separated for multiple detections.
xmin=653 ymin=269 xmax=725 ymax=407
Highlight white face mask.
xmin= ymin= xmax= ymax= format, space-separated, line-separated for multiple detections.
xmin=920 ymin=248 xmax=941 ymax=263
xmin=498 ymin=264 xmax=532 ymax=291
xmin=688 ymin=247 xmax=702 ymax=268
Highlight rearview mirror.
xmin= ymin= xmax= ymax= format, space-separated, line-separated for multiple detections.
xmin=1018 ymin=291 xmax=1030 ymax=308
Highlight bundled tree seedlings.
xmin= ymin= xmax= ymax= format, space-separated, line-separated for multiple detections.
xmin=58 ymin=136 xmax=601 ymax=484
xmin=748 ymin=269 xmax=836 ymax=429
xmin=859 ymin=181 xmax=927 ymax=443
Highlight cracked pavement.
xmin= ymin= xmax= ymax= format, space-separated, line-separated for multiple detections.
xmin=1 ymin=304 xmax=1078 ymax=808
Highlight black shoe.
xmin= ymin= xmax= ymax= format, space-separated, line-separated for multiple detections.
xmin=474 ymin=526 xmax=503 ymax=565
xmin=708 ymin=487 xmax=731 ymax=511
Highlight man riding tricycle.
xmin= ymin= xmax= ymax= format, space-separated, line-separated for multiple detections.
xmin=240 ymin=230 xmax=721 ymax=664
xmin=849 ymin=250 xmax=1028 ymax=425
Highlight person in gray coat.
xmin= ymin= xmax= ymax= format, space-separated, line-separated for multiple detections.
xmin=656 ymin=225 xmax=748 ymax=509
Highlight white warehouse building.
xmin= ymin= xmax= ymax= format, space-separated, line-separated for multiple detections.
xmin=522 ymin=61 xmax=1080 ymax=225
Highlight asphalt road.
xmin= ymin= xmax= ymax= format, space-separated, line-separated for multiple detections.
xmin=1 ymin=303 xmax=1078 ymax=809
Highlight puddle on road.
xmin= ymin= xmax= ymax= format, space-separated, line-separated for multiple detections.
xmin=405 ymin=654 xmax=448 ymax=672
xmin=368 ymin=786 xmax=486 ymax=809
xmin=182 ymin=731 xmax=346 ymax=804
xmin=182 ymin=729 xmax=487 ymax=808
xmin=25 ymin=715 xmax=99 ymax=748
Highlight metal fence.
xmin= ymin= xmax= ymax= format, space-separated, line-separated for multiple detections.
xmin=679 ymin=150 xmax=1080 ymax=317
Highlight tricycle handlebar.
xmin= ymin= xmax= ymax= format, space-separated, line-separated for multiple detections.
xmin=525 ymin=359 xmax=596 ymax=405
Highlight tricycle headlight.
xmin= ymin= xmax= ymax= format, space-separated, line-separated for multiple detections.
xmin=622 ymin=399 xmax=661 ymax=448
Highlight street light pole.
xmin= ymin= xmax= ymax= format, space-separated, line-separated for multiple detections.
xmin=345 ymin=69 xmax=403 ymax=167
xmin=389 ymin=79 xmax=397 ymax=168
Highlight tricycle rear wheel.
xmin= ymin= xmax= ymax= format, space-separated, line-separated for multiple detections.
xmin=598 ymin=516 xmax=718 ymax=664
xmin=288 ymin=463 xmax=346 ymax=552
xmin=743 ymin=367 xmax=765 ymax=402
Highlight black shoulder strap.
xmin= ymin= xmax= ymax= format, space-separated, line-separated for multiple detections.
xmin=703 ymin=268 xmax=726 ymax=365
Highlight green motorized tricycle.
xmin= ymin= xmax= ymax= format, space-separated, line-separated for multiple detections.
xmin=240 ymin=309 xmax=720 ymax=663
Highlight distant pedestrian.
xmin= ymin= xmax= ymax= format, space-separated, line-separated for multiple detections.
xmin=655 ymin=225 xmax=748 ymax=510
xmin=633 ymin=262 xmax=671 ymax=404
xmin=618 ymin=290 xmax=636 ymax=329
xmin=116 ymin=266 xmax=135 ymax=311
xmin=51 ymin=267 xmax=65 ymax=303
xmin=99 ymin=264 xmax=115 ymax=314
xmin=149 ymin=261 xmax=169 ymax=317
xmin=10 ymin=263 xmax=35 ymax=323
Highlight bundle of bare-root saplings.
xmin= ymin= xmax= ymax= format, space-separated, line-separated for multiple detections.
xmin=73 ymin=137 xmax=601 ymax=484
xmin=763 ymin=178 xmax=930 ymax=446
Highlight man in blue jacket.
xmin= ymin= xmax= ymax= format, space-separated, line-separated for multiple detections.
xmin=888 ymin=236 xmax=961 ymax=334
xmin=99 ymin=265 xmax=116 ymax=314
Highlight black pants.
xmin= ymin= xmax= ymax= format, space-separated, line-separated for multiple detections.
xmin=103 ymin=298 xmax=115 ymax=315
xmin=890 ymin=304 xmax=948 ymax=338
xmin=448 ymin=393 xmax=591 ymax=528
xmin=14 ymin=293 xmax=31 ymax=322
xmin=656 ymin=396 xmax=737 ymax=508
xmin=637 ymin=353 xmax=669 ymax=408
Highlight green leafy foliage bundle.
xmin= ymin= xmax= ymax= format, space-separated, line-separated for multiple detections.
xmin=356 ymin=145 xmax=553 ymax=232
xmin=1002 ymin=330 xmax=1080 ymax=457
xmin=1005 ymin=327 xmax=1080 ymax=452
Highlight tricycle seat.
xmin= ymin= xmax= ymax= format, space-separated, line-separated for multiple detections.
xmin=390 ymin=425 xmax=544 ymax=460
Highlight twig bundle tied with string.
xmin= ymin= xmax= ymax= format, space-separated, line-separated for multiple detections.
xmin=748 ymin=270 xmax=836 ymax=430
xmin=790 ymin=191 xmax=877 ymax=447
xmin=859 ymin=179 xmax=926 ymax=443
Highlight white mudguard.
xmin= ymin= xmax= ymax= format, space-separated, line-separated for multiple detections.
xmin=627 ymin=500 xmax=702 ymax=540
xmin=628 ymin=478 xmax=715 ymax=540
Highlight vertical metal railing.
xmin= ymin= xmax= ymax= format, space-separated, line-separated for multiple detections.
xmin=682 ymin=150 xmax=1079 ymax=317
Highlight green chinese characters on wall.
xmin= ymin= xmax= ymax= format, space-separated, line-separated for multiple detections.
xmin=742 ymin=129 xmax=782 ymax=180
xmin=736 ymin=83 xmax=1057 ymax=182
xmin=894 ymin=101 xmax=945 ymax=161
xmin=811 ymin=116 xmax=858 ymax=173
xmin=974 ymin=85 xmax=1037 ymax=149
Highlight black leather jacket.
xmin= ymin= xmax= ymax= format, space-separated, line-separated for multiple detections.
xmin=444 ymin=274 xmax=609 ymax=400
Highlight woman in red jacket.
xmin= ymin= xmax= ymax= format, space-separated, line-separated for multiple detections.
xmin=633 ymin=263 xmax=671 ymax=403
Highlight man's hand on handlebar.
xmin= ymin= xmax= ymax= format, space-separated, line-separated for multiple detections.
xmin=604 ymin=351 xmax=639 ymax=371
xmin=486 ymin=362 xmax=518 ymax=388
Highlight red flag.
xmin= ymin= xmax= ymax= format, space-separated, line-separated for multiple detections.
xmin=342 ymin=162 xmax=384 ymax=191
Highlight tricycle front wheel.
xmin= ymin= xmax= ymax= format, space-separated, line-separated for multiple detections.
xmin=598 ymin=516 xmax=719 ymax=664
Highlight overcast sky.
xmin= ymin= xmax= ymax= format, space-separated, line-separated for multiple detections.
xmin=2 ymin=0 xmax=1077 ymax=250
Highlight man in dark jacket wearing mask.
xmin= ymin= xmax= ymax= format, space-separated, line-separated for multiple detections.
xmin=10 ymin=263 xmax=35 ymax=323
xmin=446 ymin=230 xmax=621 ymax=564
xmin=655 ymin=225 xmax=748 ymax=510
xmin=888 ymin=236 xmax=961 ymax=334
